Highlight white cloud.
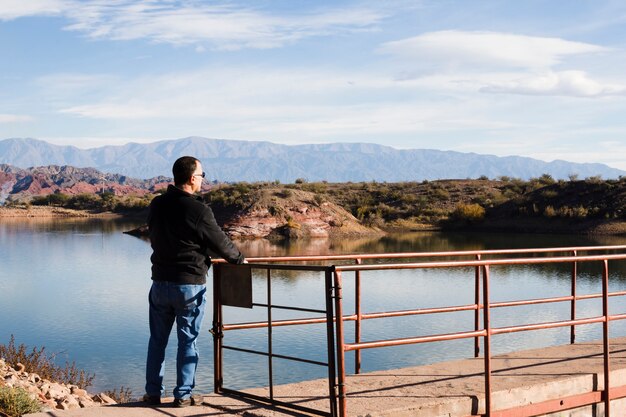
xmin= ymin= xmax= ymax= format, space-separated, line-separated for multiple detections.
xmin=378 ymin=30 xmax=626 ymax=98
xmin=58 ymin=1 xmax=385 ymax=50
xmin=59 ymin=103 xmax=163 ymax=119
xmin=1 ymin=0 xmax=385 ymax=49
xmin=0 ymin=0 xmax=66 ymax=20
xmin=0 ymin=114 xmax=33 ymax=123
xmin=481 ymin=70 xmax=626 ymax=97
xmin=379 ymin=30 xmax=608 ymax=70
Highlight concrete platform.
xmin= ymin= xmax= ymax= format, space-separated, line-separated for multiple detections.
xmin=26 ymin=337 xmax=626 ymax=417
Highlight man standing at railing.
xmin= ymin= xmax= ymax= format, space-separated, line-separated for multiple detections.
xmin=143 ymin=156 xmax=246 ymax=407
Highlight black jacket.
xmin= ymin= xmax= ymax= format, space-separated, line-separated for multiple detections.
xmin=148 ymin=185 xmax=244 ymax=284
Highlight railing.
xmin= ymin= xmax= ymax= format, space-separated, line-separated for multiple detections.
xmin=212 ymin=245 xmax=626 ymax=417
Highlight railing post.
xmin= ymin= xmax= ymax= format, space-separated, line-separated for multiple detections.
xmin=602 ymin=259 xmax=611 ymax=417
xmin=212 ymin=263 xmax=224 ymax=393
xmin=571 ymin=250 xmax=577 ymax=344
xmin=355 ymin=258 xmax=362 ymax=374
xmin=475 ymin=254 xmax=481 ymax=358
xmin=334 ymin=270 xmax=347 ymax=417
xmin=267 ymin=269 xmax=274 ymax=400
xmin=325 ymin=268 xmax=339 ymax=417
xmin=482 ymin=264 xmax=492 ymax=417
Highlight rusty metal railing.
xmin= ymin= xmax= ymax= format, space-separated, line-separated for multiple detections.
xmin=212 ymin=245 xmax=626 ymax=417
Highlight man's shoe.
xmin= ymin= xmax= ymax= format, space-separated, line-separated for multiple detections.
xmin=142 ymin=393 xmax=161 ymax=405
xmin=173 ymin=394 xmax=203 ymax=407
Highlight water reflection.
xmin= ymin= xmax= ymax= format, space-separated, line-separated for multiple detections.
xmin=2 ymin=219 xmax=626 ymax=397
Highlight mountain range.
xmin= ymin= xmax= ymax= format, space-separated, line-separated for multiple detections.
xmin=1 ymin=137 xmax=623 ymax=182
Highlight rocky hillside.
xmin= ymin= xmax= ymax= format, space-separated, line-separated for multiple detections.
xmin=0 ymin=164 xmax=170 ymax=203
xmin=208 ymin=184 xmax=378 ymax=239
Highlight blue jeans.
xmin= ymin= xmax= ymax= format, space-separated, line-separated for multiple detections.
xmin=145 ymin=281 xmax=207 ymax=399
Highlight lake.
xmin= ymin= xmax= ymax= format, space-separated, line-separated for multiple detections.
xmin=2 ymin=217 xmax=626 ymax=398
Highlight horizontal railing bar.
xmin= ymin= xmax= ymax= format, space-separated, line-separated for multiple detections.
xmin=225 ymin=316 xmax=329 ymax=331
xmin=220 ymin=388 xmax=332 ymax=417
xmin=224 ymin=290 xmax=626 ymax=331
xmin=578 ymin=290 xmax=626 ymax=300
xmin=344 ymin=330 xmax=487 ymax=351
xmin=494 ymin=291 xmax=626 ymax=308
xmin=246 ymin=263 xmax=332 ymax=272
xmin=222 ymin=345 xmax=329 ymax=366
xmin=346 ymin=314 xmax=626 ymax=352
xmin=610 ymin=313 xmax=626 ymax=321
xmin=487 ymin=390 xmax=602 ymax=417
xmin=214 ymin=245 xmax=626 ymax=264
xmin=360 ymin=304 xmax=478 ymax=319
xmin=491 ymin=316 xmax=606 ymax=335
xmin=335 ymin=253 xmax=626 ymax=271
xmin=488 ymin=384 xmax=626 ymax=417
xmin=252 ymin=303 xmax=327 ymax=314
xmin=492 ymin=295 xmax=574 ymax=308
xmin=224 ymin=304 xmax=480 ymax=331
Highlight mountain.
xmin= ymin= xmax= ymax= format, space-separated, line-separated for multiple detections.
xmin=1 ymin=137 xmax=624 ymax=181
xmin=0 ymin=164 xmax=169 ymax=203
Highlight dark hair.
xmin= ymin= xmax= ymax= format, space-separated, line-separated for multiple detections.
xmin=172 ymin=156 xmax=199 ymax=186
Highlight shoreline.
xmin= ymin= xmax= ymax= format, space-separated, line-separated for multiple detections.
xmin=0 ymin=206 xmax=124 ymax=219
xmin=4 ymin=205 xmax=626 ymax=237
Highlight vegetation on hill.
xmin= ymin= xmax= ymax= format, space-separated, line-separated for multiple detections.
xmin=4 ymin=174 xmax=626 ymax=235
xmin=206 ymin=175 xmax=626 ymax=235
xmin=5 ymin=191 xmax=155 ymax=213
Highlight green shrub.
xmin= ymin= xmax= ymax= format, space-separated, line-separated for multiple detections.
xmin=104 ymin=386 xmax=133 ymax=404
xmin=286 ymin=219 xmax=301 ymax=229
xmin=99 ymin=192 xmax=117 ymax=210
xmin=541 ymin=190 xmax=558 ymax=199
xmin=275 ymin=189 xmax=293 ymax=199
xmin=544 ymin=205 xmax=556 ymax=217
xmin=431 ymin=188 xmax=450 ymax=200
xmin=30 ymin=196 xmax=49 ymax=206
xmin=586 ymin=175 xmax=603 ymax=184
xmin=538 ymin=173 xmax=555 ymax=185
xmin=452 ymin=203 xmax=485 ymax=222
xmin=0 ymin=386 xmax=41 ymax=417
xmin=67 ymin=194 xmax=100 ymax=210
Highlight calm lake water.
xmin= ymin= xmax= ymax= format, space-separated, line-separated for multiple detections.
xmin=2 ymin=217 xmax=626 ymax=398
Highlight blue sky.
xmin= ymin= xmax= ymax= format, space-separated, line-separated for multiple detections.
xmin=2 ymin=1 xmax=626 ymax=169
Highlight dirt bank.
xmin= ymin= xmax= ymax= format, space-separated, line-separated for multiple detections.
xmin=0 ymin=206 xmax=121 ymax=219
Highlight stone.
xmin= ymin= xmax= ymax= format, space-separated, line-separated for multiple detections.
xmin=93 ymin=393 xmax=117 ymax=405
xmin=79 ymin=397 xmax=95 ymax=408
xmin=4 ymin=374 xmax=17 ymax=386
xmin=71 ymin=386 xmax=87 ymax=397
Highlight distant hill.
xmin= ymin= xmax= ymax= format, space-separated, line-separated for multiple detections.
xmin=0 ymin=137 xmax=624 ymax=181
xmin=0 ymin=164 xmax=169 ymax=203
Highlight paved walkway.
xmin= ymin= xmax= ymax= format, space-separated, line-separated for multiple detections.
xmin=26 ymin=337 xmax=626 ymax=417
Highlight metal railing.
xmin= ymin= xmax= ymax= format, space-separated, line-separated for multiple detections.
xmin=212 ymin=245 xmax=626 ymax=417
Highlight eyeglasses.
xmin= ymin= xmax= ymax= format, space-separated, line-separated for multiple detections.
xmin=193 ymin=172 xmax=206 ymax=178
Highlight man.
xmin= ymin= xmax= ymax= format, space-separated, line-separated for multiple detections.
xmin=144 ymin=156 xmax=245 ymax=407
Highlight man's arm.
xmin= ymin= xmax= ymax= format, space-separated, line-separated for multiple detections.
xmin=197 ymin=206 xmax=245 ymax=264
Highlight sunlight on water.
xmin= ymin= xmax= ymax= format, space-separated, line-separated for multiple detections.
xmin=1 ymin=218 xmax=626 ymax=397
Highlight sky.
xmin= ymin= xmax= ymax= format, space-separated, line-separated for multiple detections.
xmin=2 ymin=1 xmax=626 ymax=169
